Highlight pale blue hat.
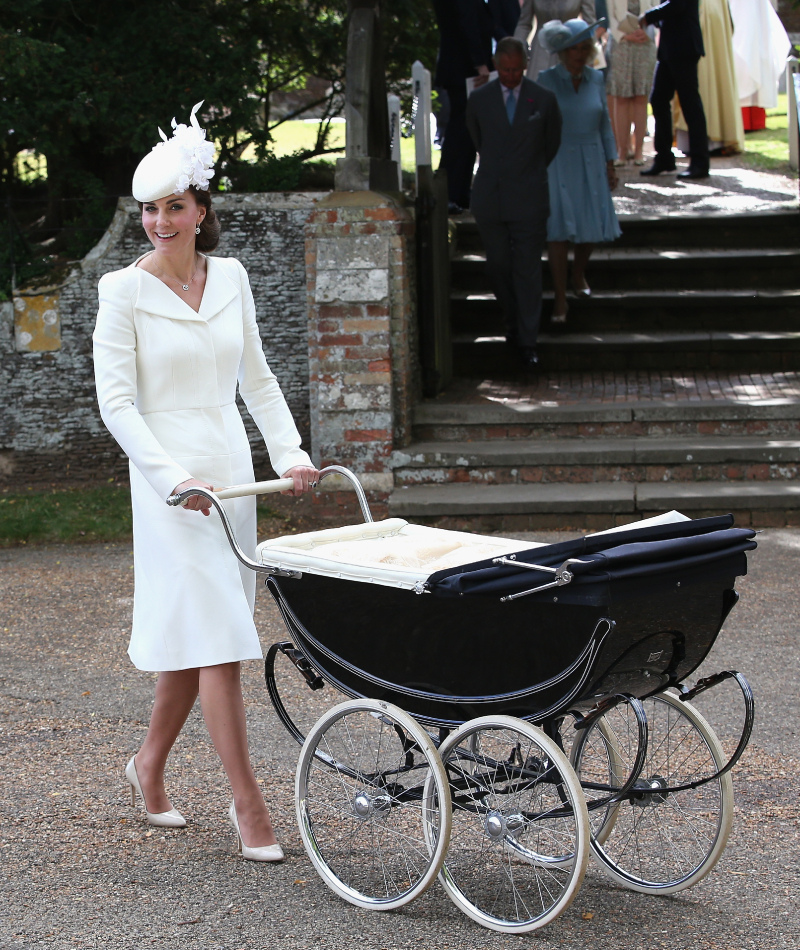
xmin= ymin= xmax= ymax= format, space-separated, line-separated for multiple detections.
xmin=538 ymin=17 xmax=606 ymax=54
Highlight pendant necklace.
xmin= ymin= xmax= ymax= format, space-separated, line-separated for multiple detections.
xmin=154 ymin=255 xmax=198 ymax=292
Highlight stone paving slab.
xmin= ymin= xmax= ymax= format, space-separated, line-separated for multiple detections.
xmin=394 ymin=436 xmax=800 ymax=466
xmin=390 ymin=481 xmax=636 ymax=515
xmin=432 ymin=371 xmax=800 ymax=410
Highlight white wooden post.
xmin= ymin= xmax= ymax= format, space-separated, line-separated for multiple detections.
xmin=787 ymin=59 xmax=799 ymax=172
xmin=387 ymin=93 xmax=402 ymax=189
xmin=412 ymin=60 xmax=432 ymax=190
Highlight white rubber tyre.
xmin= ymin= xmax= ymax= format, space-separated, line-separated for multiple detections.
xmin=295 ymin=698 xmax=451 ymax=910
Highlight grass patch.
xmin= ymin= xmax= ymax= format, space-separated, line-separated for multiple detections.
xmin=251 ymin=119 xmax=440 ymax=176
xmin=0 ymin=484 xmax=134 ymax=546
xmin=740 ymin=95 xmax=796 ymax=176
xmin=0 ymin=483 xmax=294 ymax=547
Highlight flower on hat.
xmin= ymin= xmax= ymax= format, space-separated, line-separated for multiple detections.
xmin=538 ymin=19 xmax=573 ymax=53
xmin=132 ymin=101 xmax=216 ymax=202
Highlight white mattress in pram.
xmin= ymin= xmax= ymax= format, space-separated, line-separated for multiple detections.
xmin=255 ymin=511 xmax=690 ymax=590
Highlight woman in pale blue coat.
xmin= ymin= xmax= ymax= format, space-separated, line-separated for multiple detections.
xmin=536 ymin=19 xmax=621 ymax=323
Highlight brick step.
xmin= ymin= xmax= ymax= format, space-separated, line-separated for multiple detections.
xmin=388 ymin=479 xmax=800 ymax=529
xmin=392 ymin=436 xmax=800 ymax=486
xmin=453 ymin=211 xmax=800 ymax=253
xmin=450 ymin=289 xmax=800 ymax=333
xmin=413 ymin=399 xmax=800 ymax=441
xmin=452 ymin=332 xmax=800 ymax=374
xmin=452 ymin=248 xmax=800 ymax=293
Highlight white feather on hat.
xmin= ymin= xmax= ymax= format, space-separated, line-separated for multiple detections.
xmin=132 ymin=101 xmax=216 ymax=202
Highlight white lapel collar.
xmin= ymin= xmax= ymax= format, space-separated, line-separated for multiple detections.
xmin=134 ymin=255 xmax=238 ymax=321
xmin=198 ymin=257 xmax=238 ymax=320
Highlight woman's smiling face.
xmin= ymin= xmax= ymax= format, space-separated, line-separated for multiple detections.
xmin=141 ymin=192 xmax=204 ymax=255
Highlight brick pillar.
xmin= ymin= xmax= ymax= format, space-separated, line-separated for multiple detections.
xmin=306 ymin=191 xmax=417 ymax=519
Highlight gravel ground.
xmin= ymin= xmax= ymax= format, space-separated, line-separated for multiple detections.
xmin=0 ymin=527 xmax=797 ymax=950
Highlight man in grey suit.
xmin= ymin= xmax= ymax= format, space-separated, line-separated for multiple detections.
xmin=466 ymin=37 xmax=562 ymax=370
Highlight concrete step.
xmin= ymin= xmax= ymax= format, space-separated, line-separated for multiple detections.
xmin=450 ymin=288 xmax=800 ymax=333
xmin=454 ymin=210 xmax=800 ymax=253
xmin=391 ymin=436 xmax=800 ymax=485
xmin=413 ymin=399 xmax=800 ymax=440
xmin=452 ymin=331 xmax=800 ymax=374
xmin=452 ymin=248 xmax=800 ymax=293
xmin=388 ymin=479 xmax=800 ymax=528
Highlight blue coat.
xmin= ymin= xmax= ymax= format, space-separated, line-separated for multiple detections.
xmin=535 ymin=64 xmax=621 ymax=244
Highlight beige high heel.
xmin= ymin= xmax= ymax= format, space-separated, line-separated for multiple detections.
xmin=229 ymin=803 xmax=284 ymax=862
xmin=125 ymin=756 xmax=187 ymax=828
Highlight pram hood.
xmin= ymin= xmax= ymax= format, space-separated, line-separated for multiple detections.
xmin=426 ymin=514 xmax=757 ymax=599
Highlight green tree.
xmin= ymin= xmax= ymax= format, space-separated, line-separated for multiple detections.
xmin=0 ymin=0 xmax=437 ymax=290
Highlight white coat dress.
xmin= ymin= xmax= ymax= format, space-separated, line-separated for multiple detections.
xmin=93 ymin=254 xmax=312 ymax=672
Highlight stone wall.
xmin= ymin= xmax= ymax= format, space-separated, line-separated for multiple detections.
xmin=305 ymin=191 xmax=419 ymax=520
xmin=0 ymin=193 xmax=322 ymax=488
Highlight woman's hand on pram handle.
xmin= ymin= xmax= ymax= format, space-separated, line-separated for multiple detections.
xmin=170 ymin=478 xmax=215 ymax=516
xmin=280 ymin=465 xmax=320 ymax=497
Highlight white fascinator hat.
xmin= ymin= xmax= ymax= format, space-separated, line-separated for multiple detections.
xmin=132 ymin=101 xmax=216 ymax=203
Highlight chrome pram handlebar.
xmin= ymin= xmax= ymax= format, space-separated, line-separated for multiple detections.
xmin=165 ymin=465 xmax=374 ymax=575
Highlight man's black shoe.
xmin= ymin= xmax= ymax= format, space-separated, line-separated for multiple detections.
xmin=677 ymin=167 xmax=709 ymax=180
xmin=520 ymin=346 xmax=539 ymax=373
xmin=639 ymin=160 xmax=677 ymax=176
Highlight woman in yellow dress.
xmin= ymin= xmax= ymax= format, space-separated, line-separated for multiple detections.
xmin=675 ymin=0 xmax=744 ymax=155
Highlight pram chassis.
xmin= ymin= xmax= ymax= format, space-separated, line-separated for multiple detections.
xmin=170 ymin=466 xmax=756 ymax=933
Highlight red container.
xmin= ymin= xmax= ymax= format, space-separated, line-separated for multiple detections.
xmin=742 ymin=106 xmax=767 ymax=131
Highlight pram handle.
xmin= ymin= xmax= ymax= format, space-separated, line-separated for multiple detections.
xmin=215 ymin=478 xmax=295 ymax=499
xmin=164 ymin=465 xmax=374 ymax=575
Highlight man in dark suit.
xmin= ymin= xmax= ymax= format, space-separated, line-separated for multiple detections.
xmin=432 ymin=0 xmax=495 ymax=212
xmin=487 ymin=0 xmax=522 ymax=40
xmin=466 ymin=36 xmax=561 ymax=370
xmin=639 ymin=0 xmax=709 ymax=179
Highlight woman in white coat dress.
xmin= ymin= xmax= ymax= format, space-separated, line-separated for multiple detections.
xmin=93 ymin=103 xmax=318 ymax=862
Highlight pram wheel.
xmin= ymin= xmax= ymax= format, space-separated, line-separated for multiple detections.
xmin=569 ymin=715 xmax=625 ymax=847
xmin=295 ymin=698 xmax=451 ymax=910
xmin=571 ymin=690 xmax=734 ymax=893
xmin=431 ymin=716 xmax=590 ymax=933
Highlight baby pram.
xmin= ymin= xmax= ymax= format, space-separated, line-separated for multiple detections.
xmin=170 ymin=466 xmax=756 ymax=933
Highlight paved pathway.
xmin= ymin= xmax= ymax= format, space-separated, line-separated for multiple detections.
xmin=0 ymin=530 xmax=796 ymax=950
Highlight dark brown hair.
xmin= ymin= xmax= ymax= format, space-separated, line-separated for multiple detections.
xmin=136 ymin=186 xmax=221 ymax=252
xmin=189 ymin=186 xmax=221 ymax=252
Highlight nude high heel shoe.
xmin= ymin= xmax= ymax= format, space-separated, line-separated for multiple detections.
xmin=125 ymin=756 xmax=187 ymax=828
xmin=229 ymin=803 xmax=284 ymax=862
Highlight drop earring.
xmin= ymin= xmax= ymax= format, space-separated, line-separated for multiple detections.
xmin=195 ymin=225 xmax=201 ymax=234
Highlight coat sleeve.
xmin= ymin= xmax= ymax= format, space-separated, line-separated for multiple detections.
xmin=596 ymin=75 xmax=617 ymax=160
xmin=642 ymin=0 xmax=687 ymax=27
xmin=466 ymin=92 xmax=481 ymax=150
xmin=581 ymin=0 xmax=597 ymax=26
xmin=513 ymin=0 xmax=534 ymax=46
xmin=543 ymin=90 xmax=563 ymax=166
xmin=233 ymin=261 xmax=312 ymax=477
xmin=93 ymin=271 xmax=193 ymax=499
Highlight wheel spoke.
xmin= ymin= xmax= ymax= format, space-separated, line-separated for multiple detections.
xmin=571 ymin=693 xmax=733 ymax=893
xmin=296 ymin=700 xmax=450 ymax=910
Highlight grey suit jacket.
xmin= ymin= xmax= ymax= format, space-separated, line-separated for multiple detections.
xmin=466 ymin=77 xmax=562 ymax=222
